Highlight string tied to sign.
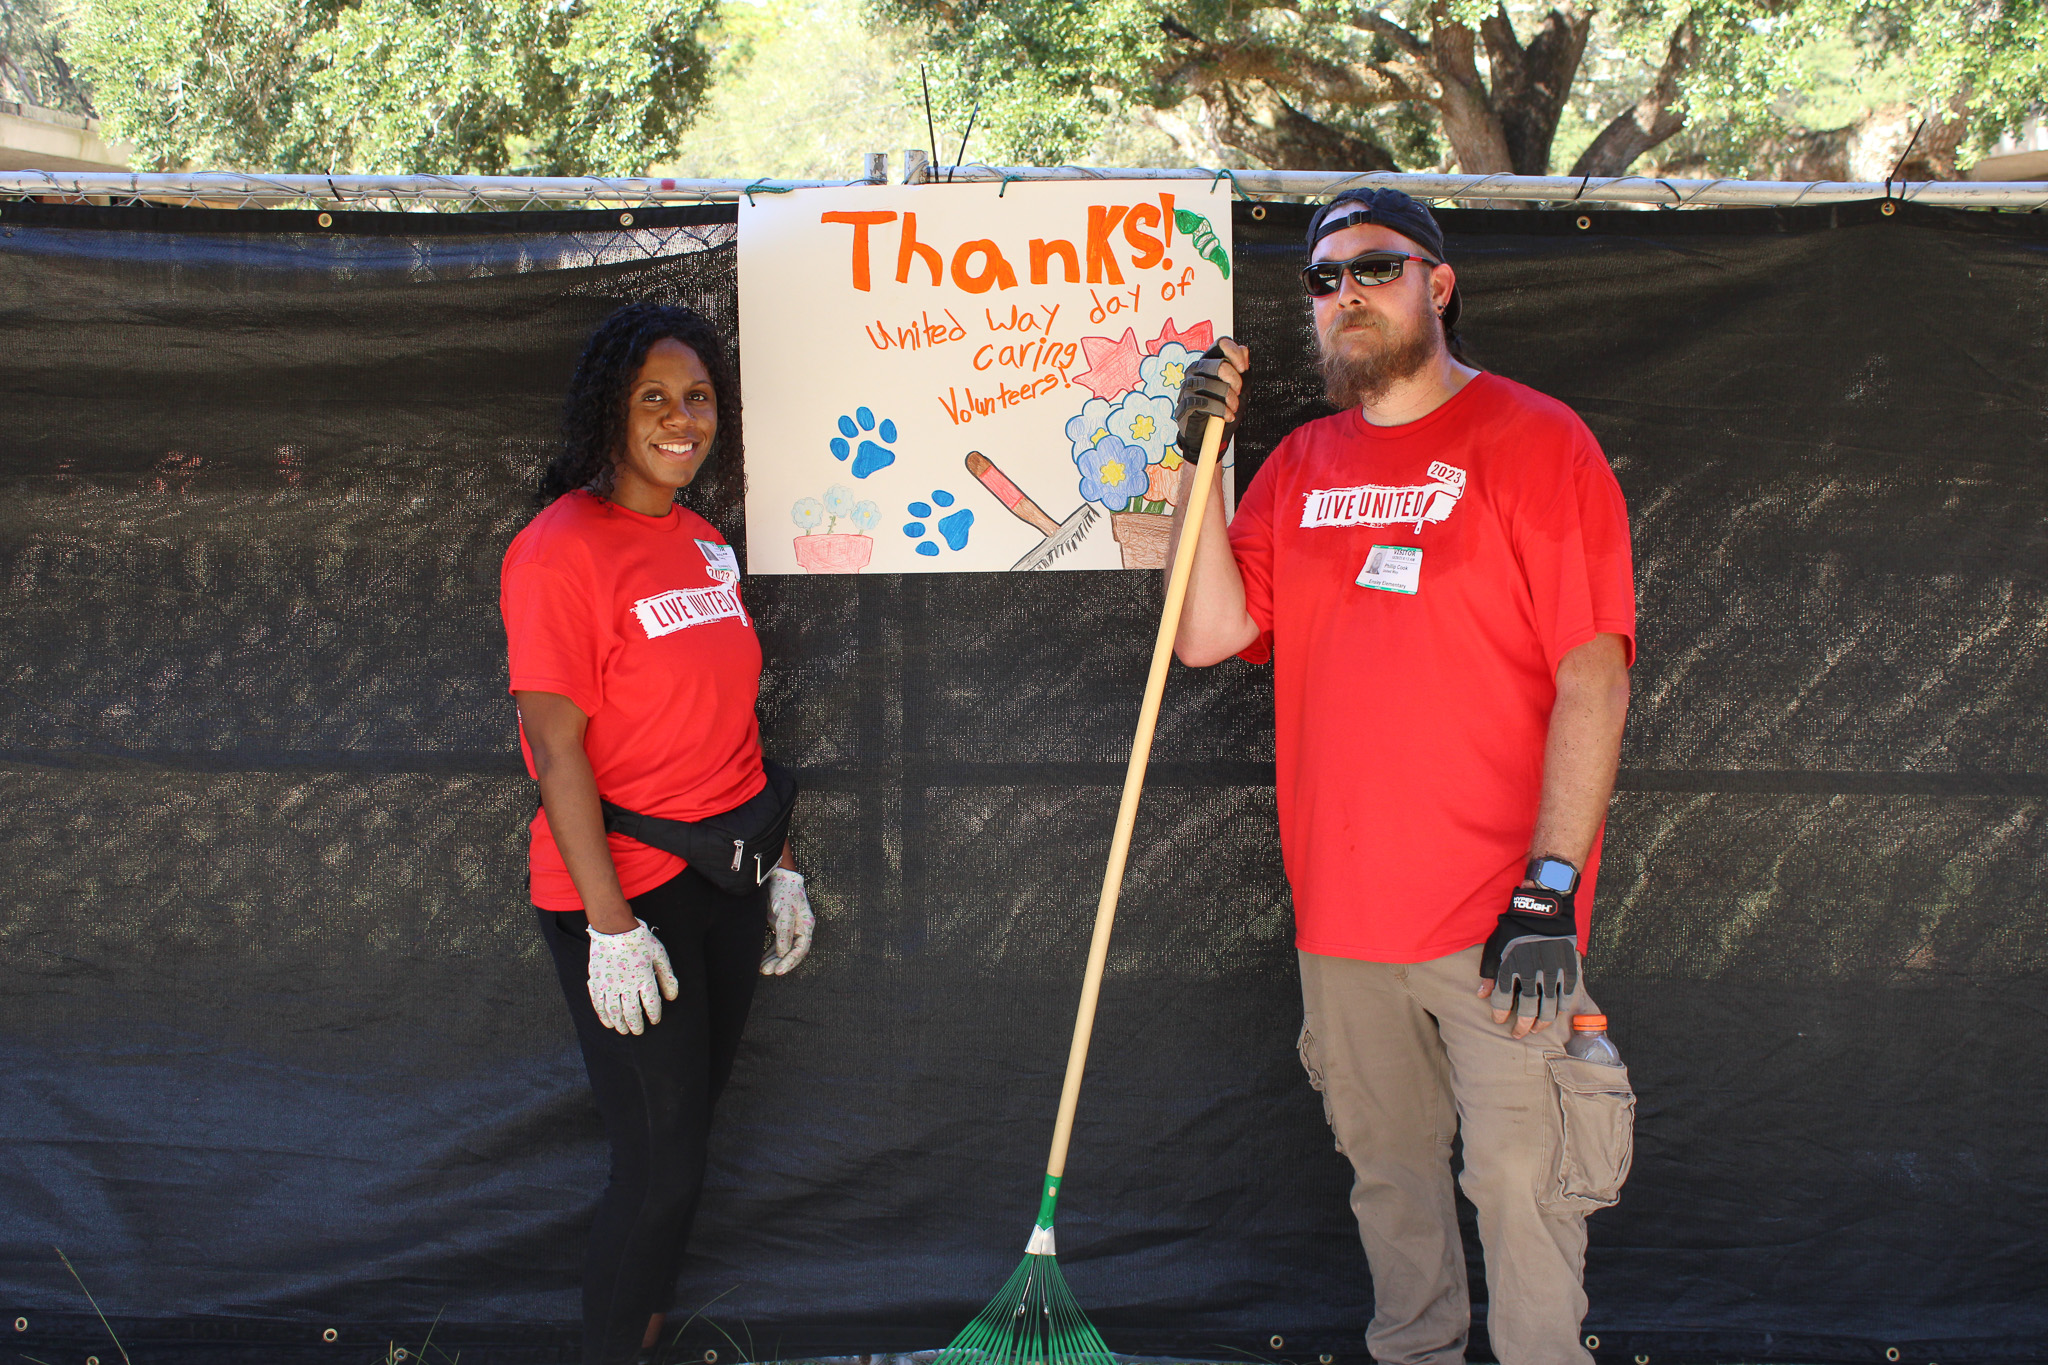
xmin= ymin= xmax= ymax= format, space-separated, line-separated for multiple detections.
xmin=742 ymin=180 xmax=794 ymax=207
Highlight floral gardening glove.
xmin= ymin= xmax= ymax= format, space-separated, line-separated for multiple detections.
xmin=586 ymin=919 xmax=679 ymax=1035
xmin=760 ymin=867 xmax=815 ymax=976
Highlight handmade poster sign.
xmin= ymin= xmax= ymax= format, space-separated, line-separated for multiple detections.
xmin=738 ymin=180 xmax=1234 ymax=573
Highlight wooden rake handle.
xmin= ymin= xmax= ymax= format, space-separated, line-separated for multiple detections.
xmin=1045 ymin=412 xmax=1228 ymax=1182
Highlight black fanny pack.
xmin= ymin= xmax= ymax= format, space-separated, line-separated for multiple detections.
xmin=601 ymin=759 xmax=799 ymax=896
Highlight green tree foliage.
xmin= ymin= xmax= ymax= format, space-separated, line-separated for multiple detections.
xmin=1 ymin=0 xmax=99 ymax=116
xmin=658 ymin=0 xmax=932 ymax=179
xmin=1844 ymin=0 xmax=2048 ymax=162
xmin=62 ymin=0 xmax=722 ymax=174
xmin=658 ymin=0 xmax=1182 ymax=186
xmin=884 ymin=0 xmax=2047 ymax=176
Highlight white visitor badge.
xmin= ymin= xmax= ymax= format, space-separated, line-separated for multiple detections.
xmin=697 ymin=538 xmax=740 ymax=582
xmin=1356 ymin=544 xmax=1422 ymax=595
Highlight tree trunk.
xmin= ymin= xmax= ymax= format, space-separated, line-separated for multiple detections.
xmin=1428 ymin=6 xmax=1514 ymax=175
xmin=1433 ymin=5 xmax=1515 ymax=175
xmin=1568 ymin=17 xmax=1697 ymax=180
xmin=1481 ymin=3 xmax=1591 ymax=176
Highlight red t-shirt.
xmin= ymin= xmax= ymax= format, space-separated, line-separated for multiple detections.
xmin=1227 ymin=372 xmax=1636 ymax=962
xmin=501 ymin=491 xmax=767 ymax=911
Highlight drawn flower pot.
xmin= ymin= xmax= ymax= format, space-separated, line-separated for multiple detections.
xmin=1110 ymin=511 xmax=1173 ymax=570
xmin=793 ymin=533 xmax=873 ymax=574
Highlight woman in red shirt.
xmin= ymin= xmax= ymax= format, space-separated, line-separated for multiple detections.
xmin=501 ymin=302 xmax=812 ymax=1365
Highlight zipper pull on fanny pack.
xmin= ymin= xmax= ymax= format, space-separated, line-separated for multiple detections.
xmin=595 ymin=759 xmax=799 ymax=897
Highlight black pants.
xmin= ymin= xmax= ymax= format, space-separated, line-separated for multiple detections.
xmin=538 ymin=868 xmax=768 ymax=1365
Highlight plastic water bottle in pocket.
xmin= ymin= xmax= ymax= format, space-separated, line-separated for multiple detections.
xmin=1565 ymin=1013 xmax=1622 ymax=1066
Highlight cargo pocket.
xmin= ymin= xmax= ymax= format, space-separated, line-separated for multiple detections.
xmin=1541 ymin=1053 xmax=1635 ymax=1213
xmin=1297 ymin=1022 xmax=1344 ymax=1154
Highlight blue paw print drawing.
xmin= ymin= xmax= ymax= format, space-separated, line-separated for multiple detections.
xmin=830 ymin=407 xmax=897 ymax=479
xmin=902 ymin=489 xmax=974 ymax=558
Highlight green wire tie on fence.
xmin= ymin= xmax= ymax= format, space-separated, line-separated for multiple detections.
xmin=997 ymin=174 xmax=1024 ymax=198
xmin=742 ymin=180 xmax=795 ymax=207
xmin=1208 ymin=167 xmax=1249 ymax=200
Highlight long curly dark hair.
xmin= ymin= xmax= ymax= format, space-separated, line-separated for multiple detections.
xmin=538 ymin=302 xmax=742 ymax=508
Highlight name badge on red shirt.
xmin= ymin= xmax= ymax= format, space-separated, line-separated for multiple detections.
xmin=696 ymin=538 xmax=740 ymax=584
xmin=1356 ymin=544 xmax=1423 ymax=594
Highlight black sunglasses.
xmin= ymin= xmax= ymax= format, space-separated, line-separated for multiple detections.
xmin=1301 ymin=251 xmax=1442 ymax=298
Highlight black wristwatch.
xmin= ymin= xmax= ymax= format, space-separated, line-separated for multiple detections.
xmin=1526 ymin=855 xmax=1579 ymax=895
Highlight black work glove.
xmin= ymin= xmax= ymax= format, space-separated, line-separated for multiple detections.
xmin=1173 ymin=341 xmax=1238 ymax=461
xmin=1480 ymin=883 xmax=1580 ymax=1027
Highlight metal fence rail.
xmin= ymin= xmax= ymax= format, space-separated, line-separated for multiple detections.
xmin=3 ymin=159 xmax=2045 ymax=210
xmin=924 ymin=163 xmax=2048 ymax=209
xmin=0 ymin=168 xmax=886 ymax=212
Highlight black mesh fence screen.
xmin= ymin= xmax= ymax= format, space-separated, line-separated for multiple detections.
xmin=1 ymin=197 xmax=2044 ymax=1364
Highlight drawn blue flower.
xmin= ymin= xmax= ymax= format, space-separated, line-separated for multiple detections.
xmin=851 ymin=500 xmax=880 ymax=532
xmin=791 ymin=497 xmax=823 ymax=530
xmin=1064 ymin=396 xmax=1116 ymax=462
xmin=824 ymin=483 xmax=856 ymax=530
xmin=1140 ymin=343 xmax=1200 ymax=400
xmin=1108 ymin=390 xmax=1178 ymax=466
xmin=1076 ymin=435 xmax=1152 ymax=512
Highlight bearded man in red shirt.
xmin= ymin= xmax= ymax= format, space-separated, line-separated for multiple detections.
xmin=1167 ymin=188 xmax=1638 ymax=1365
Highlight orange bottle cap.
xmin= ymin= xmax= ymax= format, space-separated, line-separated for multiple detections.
xmin=1571 ymin=1014 xmax=1608 ymax=1031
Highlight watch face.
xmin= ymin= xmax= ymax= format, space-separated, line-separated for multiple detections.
xmin=1533 ymin=859 xmax=1576 ymax=893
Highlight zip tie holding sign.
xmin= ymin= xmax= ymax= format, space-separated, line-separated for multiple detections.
xmin=1886 ymin=115 xmax=1931 ymax=206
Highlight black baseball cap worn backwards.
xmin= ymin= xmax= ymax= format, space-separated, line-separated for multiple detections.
xmin=1306 ymin=187 xmax=1462 ymax=329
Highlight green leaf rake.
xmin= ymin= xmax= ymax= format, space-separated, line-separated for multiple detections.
xmin=936 ymin=411 xmax=1231 ymax=1365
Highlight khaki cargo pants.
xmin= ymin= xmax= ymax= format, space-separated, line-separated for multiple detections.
xmin=1298 ymin=946 xmax=1635 ymax=1365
